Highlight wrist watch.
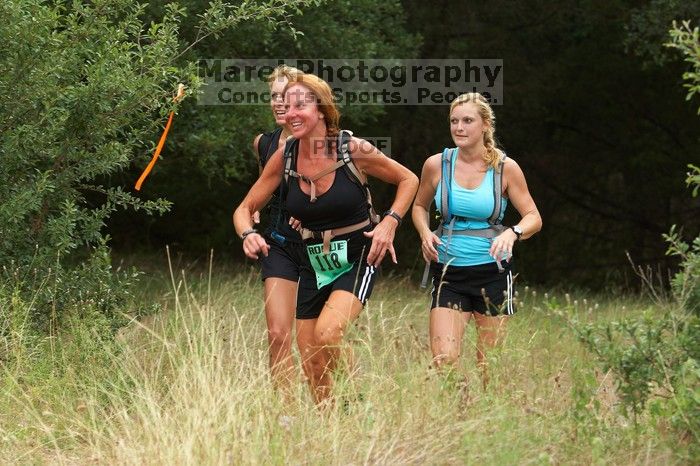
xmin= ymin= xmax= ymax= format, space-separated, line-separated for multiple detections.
xmin=241 ymin=228 xmax=258 ymax=240
xmin=510 ymin=225 xmax=523 ymax=240
xmin=383 ymin=209 xmax=402 ymax=226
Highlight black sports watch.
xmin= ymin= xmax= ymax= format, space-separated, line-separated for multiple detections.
xmin=383 ymin=209 xmax=402 ymax=226
xmin=510 ymin=225 xmax=523 ymax=240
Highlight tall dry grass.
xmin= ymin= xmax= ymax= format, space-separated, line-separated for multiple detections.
xmin=0 ymin=257 xmax=683 ymax=464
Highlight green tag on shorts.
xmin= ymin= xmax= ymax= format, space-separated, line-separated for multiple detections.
xmin=307 ymin=240 xmax=353 ymax=289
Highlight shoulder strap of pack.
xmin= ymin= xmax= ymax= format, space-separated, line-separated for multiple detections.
xmin=257 ymin=133 xmax=270 ymax=161
xmin=285 ymin=130 xmax=356 ymax=185
xmin=303 ymin=130 xmax=355 ymax=182
xmin=337 ymin=130 xmax=369 ymax=187
xmin=283 ymin=136 xmax=298 ymax=185
xmin=259 ymin=127 xmax=283 ymax=166
xmin=337 ymin=130 xmax=365 ymax=184
xmin=337 ymin=130 xmax=381 ymax=224
xmin=487 ymin=151 xmax=507 ymax=225
xmin=440 ymin=148 xmax=454 ymax=222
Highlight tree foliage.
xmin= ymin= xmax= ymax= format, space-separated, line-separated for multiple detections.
xmin=105 ymin=0 xmax=420 ymax=253
xmin=382 ymin=0 xmax=700 ymax=285
xmin=0 ymin=0 xmax=317 ymax=330
xmin=625 ymin=0 xmax=700 ymax=66
xmin=667 ymin=20 xmax=700 ymax=113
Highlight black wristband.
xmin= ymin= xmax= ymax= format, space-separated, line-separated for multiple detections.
xmin=241 ymin=228 xmax=258 ymax=240
xmin=383 ymin=209 xmax=402 ymax=226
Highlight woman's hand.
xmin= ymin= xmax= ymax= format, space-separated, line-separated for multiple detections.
xmin=289 ymin=216 xmax=302 ymax=232
xmin=489 ymin=229 xmax=518 ymax=262
xmin=420 ymin=231 xmax=442 ymax=263
xmin=363 ymin=218 xmax=398 ymax=266
xmin=412 ymin=154 xmax=442 ymax=264
xmin=242 ymin=233 xmax=270 ymax=260
xmin=349 ymin=137 xmax=418 ymax=267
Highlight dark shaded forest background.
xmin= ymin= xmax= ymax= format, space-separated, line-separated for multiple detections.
xmin=105 ymin=0 xmax=700 ymax=289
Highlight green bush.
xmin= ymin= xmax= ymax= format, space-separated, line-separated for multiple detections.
xmin=570 ymin=166 xmax=700 ymax=460
xmin=3 ymin=242 xmax=140 ymax=330
xmin=568 ymin=21 xmax=700 ymax=457
xmin=665 ymin=222 xmax=700 ymax=318
xmin=0 ymin=0 xmax=315 ymax=332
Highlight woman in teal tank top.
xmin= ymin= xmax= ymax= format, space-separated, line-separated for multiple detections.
xmin=412 ymin=93 xmax=543 ymax=388
xmin=433 ymin=154 xmax=508 ymax=266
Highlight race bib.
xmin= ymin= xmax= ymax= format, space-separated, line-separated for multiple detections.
xmin=307 ymin=240 xmax=353 ymax=289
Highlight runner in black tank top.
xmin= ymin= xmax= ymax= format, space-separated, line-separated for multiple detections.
xmin=284 ymin=141 xmax=376 ymax=320
xmin=234 ymin=74 xmax=418 ymax=405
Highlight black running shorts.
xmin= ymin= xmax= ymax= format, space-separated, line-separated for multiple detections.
xmin=259 ymin=234 xmax=305 ymax=282
xmin=429 ymin=260 xmax=516 ymax=316
xmin=296 ymin=231 xmax=377 ymax=320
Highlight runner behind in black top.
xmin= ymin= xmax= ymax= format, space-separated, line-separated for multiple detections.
xmin=247 ymin=65 xmax=305 ymax=397
xmin=256 ymin=126 xmax=302 ymax=243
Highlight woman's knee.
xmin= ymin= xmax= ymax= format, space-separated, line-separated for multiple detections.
xmin=299 ymin=346 xmax=327 ymax=375
xmin=267 ymin=327 xmax=292 ymax=348
xmin=431 ymin=337 xmax=460 ymax=366
xmin=433 ymin=351 xmax=459 ymax=367
xmin=314 ymin=325 xmax=343 ymax=348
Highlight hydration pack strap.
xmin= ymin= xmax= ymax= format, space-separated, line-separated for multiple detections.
xmin=299 ymin=219 xmax=371 ymax=254
xmin=338 ymin=131 xmax=381 ymax=224
xmin=488 ymin=153 xmax=507 ymax=225
xmin=439 ymin=148 xmax=453 ymax=222
xmin=293 ymin=159 xmax=347 ymax=202
xmin=283 ymin=136 xmax=299 ymax=185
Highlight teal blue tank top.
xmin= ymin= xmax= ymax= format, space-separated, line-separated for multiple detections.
xmin=433 ymin=157 xmax=507 ymax=266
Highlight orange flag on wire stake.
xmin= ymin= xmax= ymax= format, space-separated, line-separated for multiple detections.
xmin=135 ymin=84 xmax=186 ymax=191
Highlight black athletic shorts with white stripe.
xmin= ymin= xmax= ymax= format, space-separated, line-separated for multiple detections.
xmin=429 ymin=260 xmax=516 ymax=316
xmin=296 ymin=230 xmax=376 ymax=320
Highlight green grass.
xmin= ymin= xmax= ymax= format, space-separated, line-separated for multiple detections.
xmin=0 ymin=258 xmax=691 ymax=464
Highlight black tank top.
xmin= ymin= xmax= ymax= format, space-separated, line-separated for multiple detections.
xmin=285 ymin=145 xmax=369 ymax=231
xmin=257 ymin=127 xmax=282 ymax=168
xmin=257 ymin=128 xmax=301 ymax=241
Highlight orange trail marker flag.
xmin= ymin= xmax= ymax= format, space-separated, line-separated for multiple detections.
xmin=135 ymin=84 xmax=186 ymax=191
